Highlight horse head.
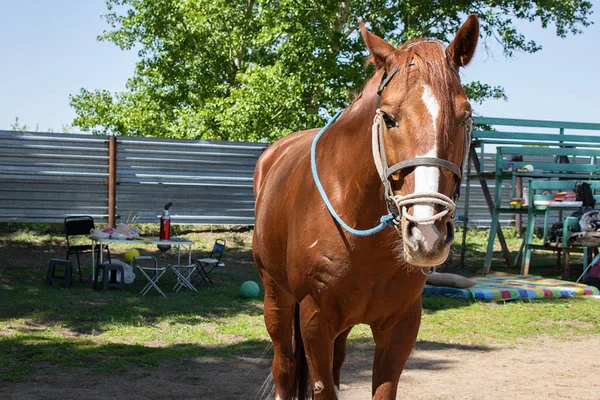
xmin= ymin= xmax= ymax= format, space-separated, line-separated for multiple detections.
xmin=360 ymin=15 xmax=479 ymax=267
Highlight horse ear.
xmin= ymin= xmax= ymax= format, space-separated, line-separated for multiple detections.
xmin=446 ymin=14 xmax=479 ymax=68
xmin=360 ymin=21 xmax=396 ymax=69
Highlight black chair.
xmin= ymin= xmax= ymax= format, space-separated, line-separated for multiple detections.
xmin=64 ymin=216 xmax=111 ymax=282
xmin=191 ymin=239 xmax=226 ymax=287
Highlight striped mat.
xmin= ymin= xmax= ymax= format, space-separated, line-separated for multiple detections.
xmin=423 ymin=274 xmax=600 ymax=301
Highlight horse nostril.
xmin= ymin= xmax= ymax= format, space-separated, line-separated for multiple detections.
xmin=444 ymin=221 xmax=455 ymax=246
xmin=404 ymin=221 xmax=418 ymax=250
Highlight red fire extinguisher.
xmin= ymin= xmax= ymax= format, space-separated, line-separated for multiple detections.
xmin=159 ymin=202 xmax=172 ymax=240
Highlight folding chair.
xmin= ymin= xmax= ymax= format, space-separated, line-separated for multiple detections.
xmin=132 ymin=255 xmax=167 ymax=297
xmin=65 ymin=216 xmax=111 ymax=281
xmin=168 ymin=264 xmax=198 ymax=293
xmin=173 ymin=264 xmax=197 ymax=292
xmin=190 ymin=239 xmax=226 ymax=287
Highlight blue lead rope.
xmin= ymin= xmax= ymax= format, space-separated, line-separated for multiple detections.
xmin=310 ymin=110 xmax=396 ymax=236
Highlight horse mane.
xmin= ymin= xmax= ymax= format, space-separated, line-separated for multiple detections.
xmin=345 ymin=38 xmax=458 ymax=147
xmin=344 ymin=69 xmax=384 ymax=119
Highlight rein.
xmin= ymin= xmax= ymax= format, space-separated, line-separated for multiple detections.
xmin=310 ymin=111 xmax=397 ymax=236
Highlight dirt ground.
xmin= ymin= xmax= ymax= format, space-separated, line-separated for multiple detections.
xmin=2 ymin=236 xmax=600 ymax=399
xmin=1 ymin=335 xmax=599 ymax=399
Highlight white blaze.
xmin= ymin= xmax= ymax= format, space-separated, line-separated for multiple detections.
xmin=412 ymin=85 xmax=440 ymax=252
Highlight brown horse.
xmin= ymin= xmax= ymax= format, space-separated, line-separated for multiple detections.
xmin=253 ymin=14 xmax=479 ymax=399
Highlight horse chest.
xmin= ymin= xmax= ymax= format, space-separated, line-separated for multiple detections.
xmin=293 ymin=255 xmax=426 ymax=323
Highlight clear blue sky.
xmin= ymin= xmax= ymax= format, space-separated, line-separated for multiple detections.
xmin=0 ymin=0 xmax=598 ymax=132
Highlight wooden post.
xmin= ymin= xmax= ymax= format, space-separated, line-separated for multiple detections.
xmin=108 ymin=136 xmax=117 ymax=227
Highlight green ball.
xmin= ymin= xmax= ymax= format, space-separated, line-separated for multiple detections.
xmin=240 ymin=280 xmax=260 ymax=298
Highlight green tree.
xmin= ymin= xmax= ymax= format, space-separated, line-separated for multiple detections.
xmin=70 ymin=0 xmax=593 ymax=141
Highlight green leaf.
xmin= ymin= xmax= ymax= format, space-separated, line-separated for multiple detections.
xmin=71 ymin=0 xmax=593 ymax=140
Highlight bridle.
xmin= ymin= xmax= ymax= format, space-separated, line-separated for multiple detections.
xmin=372 ymin=55 xmax=472 ymax=226
xmin=310 ymin=47 xmax=473 ymax=236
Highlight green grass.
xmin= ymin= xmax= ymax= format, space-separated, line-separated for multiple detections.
xmin=0 ymin=224 xmax=599 ymax=383
xmin=450 ymin=226 xmax=588 ymax=277
xmin=0 ymin=266 xmax=268 ymax=382
xmin=420 ymin=297 xmax=600 ymax=344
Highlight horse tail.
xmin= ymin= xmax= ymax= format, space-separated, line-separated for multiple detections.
xmin=293 ymin=302 xmax=309 ymax=399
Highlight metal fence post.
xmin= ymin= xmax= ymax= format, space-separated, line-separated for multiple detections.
xmin=108 ymin=136 xmax=117 ymax=227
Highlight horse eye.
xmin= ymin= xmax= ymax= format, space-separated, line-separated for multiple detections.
xmin=382 ymin=112 xmax=398 ymax=128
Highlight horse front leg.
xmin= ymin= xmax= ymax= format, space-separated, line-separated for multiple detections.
xmin=299 ymin=296 xmax=338 ymax=399
xmin=333 ymin=327 xmax=352 ymax=397
xmin=370 ymin=299 xmax=422 ymax=399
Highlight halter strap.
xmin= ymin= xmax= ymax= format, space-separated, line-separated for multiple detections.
xmin=377 ymin=66 xmax=400 ymax=97
xmin=371 ymin=110 xmax=470 ymax=223
xmin=371 ymin=110 xmax=464 ymax=196
xmin=386 ymin=157 xmax=462 ymax=178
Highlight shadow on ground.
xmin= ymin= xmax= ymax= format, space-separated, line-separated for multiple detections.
xmin=0 ymin=332 xmax=499 ymax=399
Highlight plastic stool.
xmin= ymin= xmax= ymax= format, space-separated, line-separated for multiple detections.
xmin=93 ymin=263 xmax=126 ymax=292
xmin=45 ymin=259 xmax=73 ymax=288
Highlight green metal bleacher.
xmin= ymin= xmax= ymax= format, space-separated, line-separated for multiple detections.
xmin=522 ymin=180 xmax=600 ymax=279
xmin=461 ymin=117 xmax=600 ymax=277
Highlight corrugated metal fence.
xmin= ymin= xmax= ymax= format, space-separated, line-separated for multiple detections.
xmin=1 ymin=131 xmax=110 ymax=222
xmin=116 ymin=136 xmax=266 ymax=225
xmin=0 ymin=129 xmax=565 ymax=227
xmin=0 ymin=131 xmax=266 ymax=225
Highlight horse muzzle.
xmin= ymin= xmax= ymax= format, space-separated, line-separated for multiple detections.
xmin=400 ymin=201 xmax=455 ymax=267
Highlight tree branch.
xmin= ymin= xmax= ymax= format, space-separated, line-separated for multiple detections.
xmin=421 ymin=14 xmax=446 ymax=37
xmin=342 ymin=5 xmax=400 ymax=40
xmin=335 ymin=0 xmax=351 ymax=34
